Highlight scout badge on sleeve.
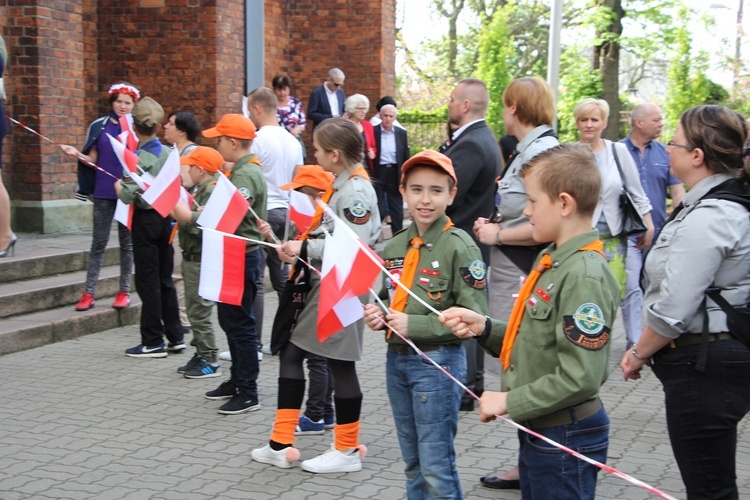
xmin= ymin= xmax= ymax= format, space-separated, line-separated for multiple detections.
xmin=563 ymin=302 xmax=610 ymax=350
xmin=344 ymin=199 xmax=371 ymax=224
xmin=459 ymin=259 xmax=487 ymax=290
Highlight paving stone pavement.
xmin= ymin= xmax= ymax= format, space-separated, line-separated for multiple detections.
xmin=1 ymin=233 xmax=749 ymax=499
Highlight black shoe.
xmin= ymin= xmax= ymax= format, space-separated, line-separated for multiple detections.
xmin=205 ymin=380 xmax=236 ymax=400
xmin=480 ymin=476 xmax=521 ymax=490
xmin=177 ymin=353 xmax=201 ymax=373
xmin=460 ymin=398 xmax=475 ymax=411
xmin=217 ymin=394 xmax=260 ymax=415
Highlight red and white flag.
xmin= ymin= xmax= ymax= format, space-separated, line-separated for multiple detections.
xmin=118 ymin=114 xmax=139 ymax=151
xmin=288 ymin=189 xmax=316 ymax=234
xmin=317 ymin=213 xmax=384 ymax=341
xmin=107 ymin=133 xmax=140 ymax=177
xmin=199 ymin=230 xmax=246 ymax=306
xmin=114 ymin=199 xmax=134 ymax=230
xmin=196 ymin=173 xmax=249 ymax=233
xmin=141 ymin=147 xmax=182 ymax=217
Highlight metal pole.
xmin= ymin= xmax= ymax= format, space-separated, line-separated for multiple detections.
xmin=734 ymin=0 xmax=744 ymax=88
xmin=547 ymin=0 xmax=563 ymax=130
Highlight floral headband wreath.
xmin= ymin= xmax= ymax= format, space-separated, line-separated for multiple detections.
xmin=108 ymin=83 xmax=141 ymax=101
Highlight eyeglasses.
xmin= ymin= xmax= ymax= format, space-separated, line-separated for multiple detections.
xmin=667 ymin=140 xmax=694 ymax=151
xmin=331 ymin=82 xmax=343 ymax=88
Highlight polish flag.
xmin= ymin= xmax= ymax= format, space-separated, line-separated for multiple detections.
xmin=141 ymin=147 xmax=182 ymax=217
xmin=317 ymin=213 xmax=384 ymax=341
xmin=288 ymin=189 xmax=316 ymax=234
xmin=199 ymin=230 xmax=246 ymax=306
xmin=196 ymin=173 xmax=249 ymax=233
xmin=114 ymin=199 xmax=134 ymax=230
xmin=107 ymin=134 xmax=139 ymax=176
xmin=118 ymin=114 xmax=139 ymax=151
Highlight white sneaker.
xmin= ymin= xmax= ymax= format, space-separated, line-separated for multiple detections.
xmin=219 ymin=351 xmax=231 ymax=361
xmin=301 ymin=445 xmax=362 ymax=473
xmin=257 ymin=350 xmax=263 ymax=361
xmin=261 ymin=343 xmax=272 ymax=355
xmin=251 ymin=444 xmax=296 ymax=469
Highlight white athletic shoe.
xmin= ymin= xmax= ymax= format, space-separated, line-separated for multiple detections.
xmin=251 ymin=444 xmax=297 ymax=469
xmin=218 ymin=351 xmax=231 ymax=361
xmin=301 ymin=445 xmax=362 ymax=473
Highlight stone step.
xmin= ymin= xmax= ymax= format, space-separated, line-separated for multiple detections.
xmin=0 ymin=245 xmax=120 ymax=284
xmin=0 ymin=294 xmax=142 ymax=356
xmin=0 ymin=265 xmax=130 ymax=319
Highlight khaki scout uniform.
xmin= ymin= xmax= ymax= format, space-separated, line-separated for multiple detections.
xmin=291 ymin=167 xmax=381 ymax=361
xmin=230 ymin=154 xmax=267 ymax=247
xmin=379 ymin=213 xmax=489 ymax=345
xmin=480 ymin=230 xmax=620 ymax=423
xmin=178 ymin=177 xmax=218 ymax=361
xmin=118 ymin=138 xmax=171 ymax=208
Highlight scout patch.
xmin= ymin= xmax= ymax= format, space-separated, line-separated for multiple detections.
xmin=563 ymin=302 xmax=609 ymax=350
xmin=238 ymin=187 xmax=252 ymax=200
xmin=459 ymin=259 xmax=487 ymax=290
xmin=344 ymin=199 xmax=371 ymax=225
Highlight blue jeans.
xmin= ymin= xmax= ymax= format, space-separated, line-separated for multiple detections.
xmin=386 ymin=344 xmax=466 ymax=500
xmin=217 ymin=249 xmax=262 ymax=398
xmin=519 ymin=406 xmax=609 ymax=500
xmin=653 ymin=338 xmax=750 ymax=499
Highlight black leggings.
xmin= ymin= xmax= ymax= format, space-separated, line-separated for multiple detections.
xmin=279 ymin=341 xmax=361 ymax=400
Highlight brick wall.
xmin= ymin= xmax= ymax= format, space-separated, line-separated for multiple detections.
xmin=1 ymin=0 xmax=396 ymax=231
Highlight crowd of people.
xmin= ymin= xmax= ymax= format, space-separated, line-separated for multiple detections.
xmin=3 ymin=60 xmax=748 ymax=498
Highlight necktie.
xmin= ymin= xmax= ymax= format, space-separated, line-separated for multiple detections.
xmin=391 ymin=236 xmax=424 ymax=313
xmin=499 ymin=240 xmax=605 ymax=370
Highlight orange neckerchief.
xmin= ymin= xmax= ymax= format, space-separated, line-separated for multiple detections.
xmin=390 ymin=217 xmax=454 ymax=313
xmin=499 ymin=239 xmax=605 ymax=370
xmin=298 ymin=188 xmax=334 ymax=242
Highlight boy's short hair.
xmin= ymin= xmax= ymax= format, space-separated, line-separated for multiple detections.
xmin=400 ymin=149 xmax=457 ymax=190
xmin=519 ymin=144 xmax=601 ymax=217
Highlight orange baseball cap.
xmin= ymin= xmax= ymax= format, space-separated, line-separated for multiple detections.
xmin=202 ymin=114 xmax=257 ymax=140
xmin=179 ymin=146 xmax=225 ymax=173
xmin=280 ymin=165 xmax=335 ymax=191
xmin=401 ymin=149 xmax=458 ymax=185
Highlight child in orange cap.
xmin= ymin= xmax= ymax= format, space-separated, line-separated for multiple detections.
xmin=201 ymin=114 xmax=268 ymax=415
xmin=171 ymin=146 xmax=225 ymax=379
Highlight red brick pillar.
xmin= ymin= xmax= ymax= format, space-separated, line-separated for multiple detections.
xmin=2 ymin=1 xmax=88 ymax=232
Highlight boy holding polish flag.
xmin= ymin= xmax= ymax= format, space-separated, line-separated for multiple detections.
xmin=170 ymin=146 xmax=225 ymax=379
xmin=363 ymin=150 xmax=488 ymax=498
xmin=115 ymin=97 xmax=185 ymax=359
xmin=199 ymin=114 xmax=267 ymax=416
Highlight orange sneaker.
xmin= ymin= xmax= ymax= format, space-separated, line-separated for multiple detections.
xmin=112 ymin=291 xmax=130 ymax=309
xmin=75 ymin=292 xmax=95 ymax=311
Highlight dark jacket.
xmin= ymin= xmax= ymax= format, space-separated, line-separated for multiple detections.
xmin=373 ymin=124 xmax=409 ymax=182
xmin=307 ymin=84 xmax=345 ymax=130
xmin=443 ymin=120 xmax=502 ymax=263
xmin=76 ymin=116 xmax=110 ymax=198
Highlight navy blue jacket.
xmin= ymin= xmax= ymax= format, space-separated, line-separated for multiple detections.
xmin=307 ymin=84 xmax=345 ymax=130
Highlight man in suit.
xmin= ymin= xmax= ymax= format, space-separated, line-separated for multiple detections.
xmin=443 ymin=78 xmax=502 ymax=411
xmin=373 ymin=104 xmax=410 ymax=234
xmin=307 ymin=68 xmax=346 ymax=130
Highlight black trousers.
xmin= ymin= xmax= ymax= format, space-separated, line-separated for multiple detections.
xmin=375 ymin=164 xmax=403 ymax=233
xmin=132 ymin=209 xmax=183 ymax=347
xmin=653 ymin=337 xmax=750 ymax=499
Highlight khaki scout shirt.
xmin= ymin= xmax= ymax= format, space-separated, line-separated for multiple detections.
xmin=230 ymin=154 xmax=267 ymax=251
xmin=481 ymin=230 xmax=620 ymax=422
xmin=177 ymin=176 xmax=217 ymax=257
xmin=379 ymin=214 xmax=489 ymax=345
xmin=118 ymin=137 xmax=171 ymax=210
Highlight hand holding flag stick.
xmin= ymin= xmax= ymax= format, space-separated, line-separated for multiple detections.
xmin=199 ymin=226 xmax=280 ymax=250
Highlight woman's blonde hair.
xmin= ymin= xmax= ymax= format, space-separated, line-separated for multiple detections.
xmin=573 ymin=98 xmax=610 ymax=121
xmin=502 ymin=77 xmax=556 ymax=127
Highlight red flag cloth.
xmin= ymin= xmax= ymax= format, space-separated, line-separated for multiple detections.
xmin=118 ymin=114 xmax=139 ymax=151
xmin=107 ymin=133 xmax=139 ymax=175
xmin=288 ymin=189 xmax=316 ymax=234
xmin=316 ymin=213 xmax=383 ymax=342
xmin=141 ymin=148 xmax=182 ymax=217
xmin=114 ymin=199 xmax=134 ymax=230
xmin=196 ymin=173 xmax=249 ymax=233
xmin=199 ymin=230 xmax=247 ymax=305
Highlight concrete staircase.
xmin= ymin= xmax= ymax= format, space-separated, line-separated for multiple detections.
xmin=0 ymin=231 xmax=142 ymax=355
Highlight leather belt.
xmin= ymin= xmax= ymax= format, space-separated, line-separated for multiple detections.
xmin=380 ymin=163 xmax=396 ymax=168
xmin=669 ymin=332 xmax=732 ymax=348
xmin=525 ymin=398 xmax=603 ymax=429
xmin=182 ymin=252 xmax=201 ymax=262
xmin=387 ymin=343 xmax=455 ymax=355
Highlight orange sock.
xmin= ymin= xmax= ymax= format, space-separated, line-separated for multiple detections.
xmin=270 ymin=408 xmax=300 ymax=447
xmin=334 ymin=420 xmax=360 ymax=450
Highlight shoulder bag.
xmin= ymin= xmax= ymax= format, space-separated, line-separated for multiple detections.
xmin=611 ymin=142 xmax=648 ymax=236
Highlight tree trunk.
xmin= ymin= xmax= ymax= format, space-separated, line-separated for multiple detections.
xmin=594 ymin=0 xmax=624 ymax=140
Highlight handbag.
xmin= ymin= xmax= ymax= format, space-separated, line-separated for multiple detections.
xmin=611 ymin=143 xmax=648 ymax=236
xmin=270 ymin=248 xmax=312 ymax=355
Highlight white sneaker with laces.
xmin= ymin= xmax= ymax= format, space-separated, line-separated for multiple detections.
xmin=251 ymin=444 xmax=296 ymax=469
xmin=261 ymin=343 xmax=272 ymax=355
xmin=301 ymin=445 xmax=362 ymax=473
xmin=219 ymin=351 xmax=231 ymax=361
